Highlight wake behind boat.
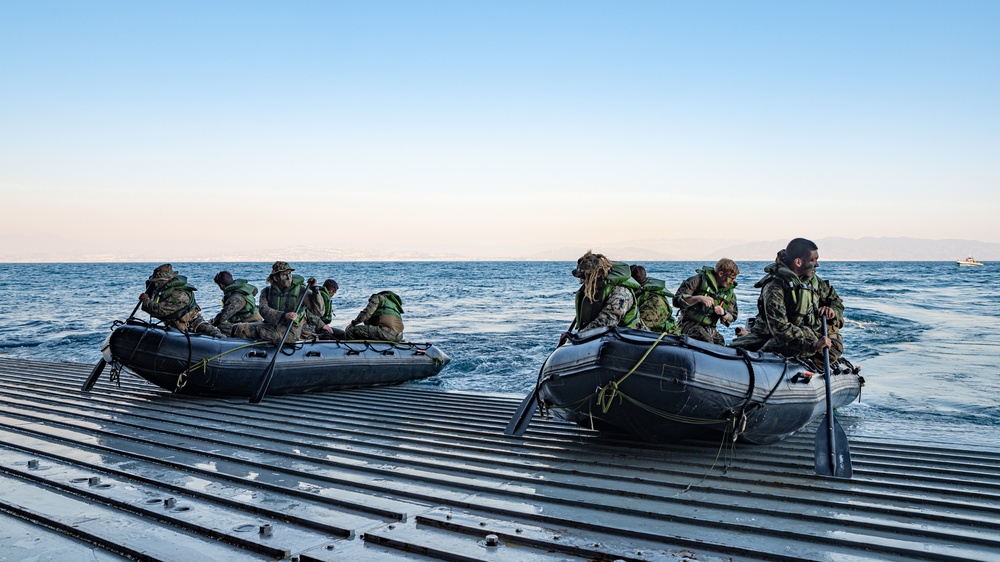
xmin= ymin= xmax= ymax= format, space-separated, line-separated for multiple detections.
xmin=100 ymin=319 xmax=450 ymax=396
xmin=534 ymin=327 xmax=863 ymax=444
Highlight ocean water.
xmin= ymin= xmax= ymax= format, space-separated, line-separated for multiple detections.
xmin=1 ymin=260 xmax=997 ymax=448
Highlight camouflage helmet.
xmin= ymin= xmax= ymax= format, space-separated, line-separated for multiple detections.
xmin=148 ymin=263 xmax=177 ymax=281
xmin=267 ymin=261 xmax=295 ymax=282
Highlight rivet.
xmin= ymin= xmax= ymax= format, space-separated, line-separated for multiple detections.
xmin=446 ymin=514 xmax=452 ymax=520
xmin=163 ymin=498 xmax=176 ymax=508
xmin=515 ymin=528 xmax=523 ymax=533
xmin=484 ymin=534 xmax=499 ymax=547
xmin=88 ymin=477 xmax=101 ymax=486
xmin=27 ymin=460 xmax=39 ymax=469
xmin=479 ymin=521 xmax=486 ymax=527
xmin=553 ymin=534 xmax=561 ymax=540
xmin=259 ymin=524 xmax=273 ymax=537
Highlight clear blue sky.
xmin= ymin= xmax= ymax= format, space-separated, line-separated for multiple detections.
xmin=2 ymin=1 xmax=998 ymax=259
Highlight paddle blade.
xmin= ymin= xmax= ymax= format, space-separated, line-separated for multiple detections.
xmin=504 ymin=391 xmax=538 ymax=437
xmin=82 ymin=358 xmax=107 ymax=392
xmin=815 ymin=413 xmax=853 ymax=478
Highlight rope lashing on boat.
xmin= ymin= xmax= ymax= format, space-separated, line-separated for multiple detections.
xmin=173 ymin=341 xmax=269 ymax=392
xmin=596 ymin=331 xmax=668 ymax=413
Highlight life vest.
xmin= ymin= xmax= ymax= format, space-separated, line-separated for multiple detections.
xmin=154 ymin=275 xmax=198 ymax=321
xmin=635 ymin=277 xmax=676 ymax=332
xmin=681 ymin=267 xmax=737 ymax=326
xmin=372 ymin=291 xmax=404 ymax=320
xmin=221 ymin=279 xmax=260 ymax=323
xmin=754 ymin=262 xmax=822 ymax=329
xmin=574 ymin=261 xmax=641 ymax=329
xmin=267 ymin=275 xmax=306 ymax=322
xmin=318 ymin=286 xmax=335 ymax=324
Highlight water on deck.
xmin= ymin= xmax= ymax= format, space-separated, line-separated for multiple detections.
xmin=1 ymin=358 xmax=998 ymax=561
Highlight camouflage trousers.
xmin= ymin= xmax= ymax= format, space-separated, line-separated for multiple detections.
xmin=231 ymin=321 xmax=303 ymax=344
xmin=344 ymin=325 xmax=402 ymax=342
xmin=166 ymin=308 xmax=224 ymax=338
xmin=678 ymin=320 xmax=725 ymax=346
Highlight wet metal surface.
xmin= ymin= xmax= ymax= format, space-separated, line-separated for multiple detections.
xmin=2 ymin=357 xmax=1000 ymax=561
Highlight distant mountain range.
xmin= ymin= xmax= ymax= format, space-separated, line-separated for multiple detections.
xmin=1 ymin=237 xmax=997 ymax=262
xmin=523 ymin=237 xmax=1000 ymax=262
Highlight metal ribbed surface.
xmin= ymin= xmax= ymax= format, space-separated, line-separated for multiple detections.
xmin=1 ymin=357 xmax=999 ymax=562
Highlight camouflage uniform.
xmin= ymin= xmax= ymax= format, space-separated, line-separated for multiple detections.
xmin=233 ymin=262 xmax=318 ymax=344
xmin=213 ymin=280 xmax=264 ymax=336
xmin=673 ymin=268 xmax=738 ymax=345
xmin=635 ymin=281 xmax=679 ymax=335
xmin=345 ymin=292 xmax=405 ymax=342
xmin=581 ymin=285 xmax=642 ymax=331
xmin=732 ymin=258 xmax=844 ymax=367
xmin=302 ymin=284 xmax=347 ymax=340
xmin=140 ymin=264 xmax=222 ymax=337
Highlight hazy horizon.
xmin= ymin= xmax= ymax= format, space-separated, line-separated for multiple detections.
xmin=3 ymin=2 xmax=998 ymax=258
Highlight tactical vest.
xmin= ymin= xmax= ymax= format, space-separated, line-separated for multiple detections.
xmin=636 ymin=277 xmax=676 ymax=332
xmin=757 ymin=264 xmax=823 ymax=330
xmin=681 ymin=267 xmax=737 ymax=326
xmin=267 ymin=275 xmax=306 ymax=315
xmin=222 ymin=280 xmax=260 ymax=323
xmin=371 ymin=291 xmax=404 ymax=320
xmin=318 ymin=286 xmax=334 ymax=324
xmin=574 ymin=262 xmax=641 ymax=329
xmin=154 ymin=276 xmax=198 ymax=321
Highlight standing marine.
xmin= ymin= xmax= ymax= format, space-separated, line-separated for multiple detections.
xmin=732 ymin=238 xmax=843 ymax=367
xmin=630 ymin=264 xmax=679 ymax=335
xmin=571 ymin=251 xmax=642 ymax=331
xmin=672 ymin=258 xmax=739 ymax=345
xmin=211 ymin=271 xmax=264 ymax=336
xmin=345 ymin=290 xmax=405 ymax=342
xmin=139 ymin=264 xmax=223 ymax=337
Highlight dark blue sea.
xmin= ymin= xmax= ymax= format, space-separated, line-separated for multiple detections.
xmin=1 ymin=261 xmax=997 ymax=448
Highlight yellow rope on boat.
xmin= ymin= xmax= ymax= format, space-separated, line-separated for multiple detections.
xmin=174 ymin=341 xmax=269 ymax=392
xmin=596 ymin=331 xmax=667 ymax=413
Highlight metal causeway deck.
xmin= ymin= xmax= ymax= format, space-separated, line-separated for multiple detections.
xmin=1 ymin=357 xmax=999 ymax=561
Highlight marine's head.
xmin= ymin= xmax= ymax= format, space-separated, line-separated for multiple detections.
xmin=714 ymin=258 xmax=739 ymax=288
xmin=323 ymin=279 xmax=339 ymax=296
xmin=573 ymin=250 xmax=612 ymax=302
xmin=147 ymin=263 xmax=177 ymax=290
xmin=268 ymin=261 xmax=295 ymax=289
xmin=214 ymin=270 xmax=234 ymax=290
xmin=629 ymin=264 xmax=647 ymax=285
xmin=782 ymin=238 xmax=819 ymax=278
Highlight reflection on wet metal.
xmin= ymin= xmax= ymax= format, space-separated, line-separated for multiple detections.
xmin=1 ymin=358 xmax=1000 ymax=561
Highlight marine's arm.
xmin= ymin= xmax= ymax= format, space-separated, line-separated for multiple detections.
xmin=141 ymin=289 xmax=191 ymax=319
xmin=581 ymin=286 xmax=634 ymax=330
xmin=257 ymin=287 xmax=284 ymax=324
xmin=215 ymin=294 xmax=246 ymax=325
xmin=673 ymin=275 xmax=707 ymax=309
xmin=720 ymin=294 xmax=738 ymax=327
xmin=760 ymin=283 xmax=819 ymax=355
xmin=351 ymin=294 xmax=382 ymax=326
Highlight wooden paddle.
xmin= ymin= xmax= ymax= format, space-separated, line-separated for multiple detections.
xmin=814 ymin=315 xmax=853 ymax=478
xmin=504 ymin=319 xmax=576 ymax=437
xmin=249 ymin=278 xmax=315 ymax=404
xmin=81 ymin=295 xmax=146 ymax=392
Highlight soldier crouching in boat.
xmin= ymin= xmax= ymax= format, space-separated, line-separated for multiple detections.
xmin=731 ymin=237 xmax=844 ymax=368
xmin=211 ymin=270 xmax=264 ymax=336
xmin=572 ymin=251 xmax=643 ymax=332
xmin=232 ymin=261 xmax=320 ymax=343
xmin=344 ymin=290 xmax=405 ymax=342
xmin=304 ymin=279 xmax=347 ymax=340
xmin=672 ymin=258 xmax=740 ymax=345
xmin=139 ymin=264 xmax=224 ymax=337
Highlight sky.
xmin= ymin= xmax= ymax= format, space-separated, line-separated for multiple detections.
xmin=2 ymin=1 xmax=998 ymax=260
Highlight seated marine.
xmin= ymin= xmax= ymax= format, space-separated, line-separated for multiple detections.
xmin=211 ymin=270 xmax=264 ymax=336
xmin=344 ymin=290 xmax=405 ymax=342
xmin=139 ymin=264 xmax=223 ymax=337
xmin=630 ymin=264 xmax=680 ymax=335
